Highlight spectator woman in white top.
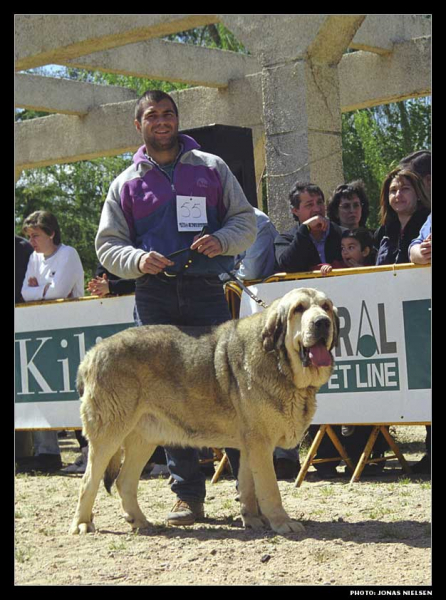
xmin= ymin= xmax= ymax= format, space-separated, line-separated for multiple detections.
xmin=18 ymin=211 xmax=84 ymax=473
xmin=21 ymin=211 xmax=84 ymax=302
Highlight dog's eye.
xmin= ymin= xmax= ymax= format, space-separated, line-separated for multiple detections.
xmin=321 ymin=303 xmax=331 ymax=312
xmin=294 ymin=304 xmax=305 ymax=314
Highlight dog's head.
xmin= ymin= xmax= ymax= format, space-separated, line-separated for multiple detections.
xmin=262 ymin=288 xmax=339 ymax=369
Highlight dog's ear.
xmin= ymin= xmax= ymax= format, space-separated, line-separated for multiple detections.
xmin=330 ymin=306 xmax=340 ymax=351
xmin=262 ymin=304 xmax=287 ymax=353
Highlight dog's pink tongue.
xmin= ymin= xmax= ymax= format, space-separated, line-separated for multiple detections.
xmin=309 ymin=342 xmax=332 ymax=367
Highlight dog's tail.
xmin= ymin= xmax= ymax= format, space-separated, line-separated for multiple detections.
xmin=103 ymin=450 xmax=122 ymax=494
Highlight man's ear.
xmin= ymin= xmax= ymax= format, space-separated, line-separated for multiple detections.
xmin=134 ymin=119 xmax=142 ymax=133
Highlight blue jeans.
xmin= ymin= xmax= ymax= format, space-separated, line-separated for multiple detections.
xmin=33 ymin=431 xmax=60 ymax=456
xmin=225 ymin=447 xmax=300 ymax=480
xmin=134 ymin=273 xmax=232 ymax=503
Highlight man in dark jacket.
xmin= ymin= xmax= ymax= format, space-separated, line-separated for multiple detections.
xmin=274 ymin=182 xmax=345 ymax=272
xmin=15 ymin=235 xmax=33 ymax=303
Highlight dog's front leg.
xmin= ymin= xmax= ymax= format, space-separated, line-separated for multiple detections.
xmin=247 ymin=445 xmax=305 ymax=535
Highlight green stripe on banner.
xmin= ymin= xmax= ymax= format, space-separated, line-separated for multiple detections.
xmin=15 ymin=323 xmax=133 ymax=403
xmin=403 ymin=299 xmax=431 ymax=390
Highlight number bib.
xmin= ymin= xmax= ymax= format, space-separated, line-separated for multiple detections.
xmin=176 ymin=196 xmax=208 ymax=232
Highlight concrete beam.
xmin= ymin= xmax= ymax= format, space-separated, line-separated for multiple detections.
xmin=307 ymin=15 xmax=366 ymax=64
xmin=350 ymin=14 xmax=431 ymax=55
xmin=15 ymin=73 xmax=137 ymax=115
xmin=15 ymin=32 xmax=431 ymax=173
xmin=339 ymin=37 xmax=431 ymax=112
xmin=14 ymin=77 xmax=264 ymax=173
xmin=15 ymin=14 xmax=219 ymax=71
xmin=219 ymin=14 xmax=327 ymax=65
xmin=220 ymin=14 xmax=431 ymax=60
xmin=15 ymin=101 xmax=142 ymax=172
xmin=59 ymin=39 xmax=261 ymax=88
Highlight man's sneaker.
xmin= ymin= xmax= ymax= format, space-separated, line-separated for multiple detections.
xmin=61 ymin=447 xmax=88 ymax=474
xmin=166 ymin=499 xmax=205 ymax=526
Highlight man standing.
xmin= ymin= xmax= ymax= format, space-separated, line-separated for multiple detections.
xmin=274 ymin=181 xmax=344 ymax=272
xmin=96 ymin=90 xmax=256 ymax=525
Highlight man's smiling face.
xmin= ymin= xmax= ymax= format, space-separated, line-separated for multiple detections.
xmin=134 ymin=98 xmax=179 ymax=160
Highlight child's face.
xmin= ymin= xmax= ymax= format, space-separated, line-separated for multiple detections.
xmin=341 ymin=237 xmax=369 ymax=266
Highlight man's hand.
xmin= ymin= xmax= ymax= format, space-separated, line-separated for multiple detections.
xmin=87 ymin=274 xmax=110 ymax=297
xmin=410 ymin=234 xmax=431 ymax=265
xmin=419 ymin=234 xmax=432 ymax=262
xmin=303 ymin=215 xmax=329 ymax=235
xmin=190 ymin=234 xmax=223 ymax=258
xmin=138 ymin=251 xmax=174 ymax=275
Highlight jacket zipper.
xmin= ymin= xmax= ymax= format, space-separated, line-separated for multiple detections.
xmin=147 ymin=145 xmax=184 ymax=194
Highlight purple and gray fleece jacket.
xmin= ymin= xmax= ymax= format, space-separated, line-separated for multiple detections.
xmin=95 ymin=134 xmax=257 ymax=278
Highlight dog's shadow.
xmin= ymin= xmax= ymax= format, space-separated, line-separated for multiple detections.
xmin=97 ymin=516 xmax=430 ymax=549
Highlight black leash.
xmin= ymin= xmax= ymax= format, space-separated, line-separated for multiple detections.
xmin=216 ymin=263 xmax=270 ymax=309
xmin=164 ymin=228 xmax=269 ymax=309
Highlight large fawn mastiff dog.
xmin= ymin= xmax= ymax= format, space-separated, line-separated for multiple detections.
xmin=70 ymin=287 xmax=339 ymax=535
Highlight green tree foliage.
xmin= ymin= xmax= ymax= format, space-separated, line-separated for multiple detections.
xmin=165 ymin=23 xmax=248 ymax=53
xmin=15 ymin=157 xmax=131 ymax=283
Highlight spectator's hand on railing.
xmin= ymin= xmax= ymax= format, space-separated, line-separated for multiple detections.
xmin=87 ymin=274 xmax=111 ymax=297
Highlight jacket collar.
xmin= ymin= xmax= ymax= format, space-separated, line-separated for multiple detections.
xmin=133 ymin=134 xmax=201 ymax=168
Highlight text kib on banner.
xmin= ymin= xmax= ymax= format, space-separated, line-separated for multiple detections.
xmin=15 ymin=295 xmax=135 ymax=430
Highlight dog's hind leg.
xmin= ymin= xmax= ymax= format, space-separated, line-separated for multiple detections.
xmin=70 ymin=438 xmax=123 ymax=535
xmin=238 ymin=451 xmax=268 ymax=530
xmin=116 ymin=432 xmax=157 ymax=531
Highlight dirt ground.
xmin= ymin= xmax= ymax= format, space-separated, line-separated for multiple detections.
xmin=14 ymin=426 xmax=431 ymax=587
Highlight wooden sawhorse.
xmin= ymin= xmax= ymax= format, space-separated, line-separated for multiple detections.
xmin=211 ymin=424 xmax=425 ymax=485
xmin=295 ymin=424 xmax=414 ymax=487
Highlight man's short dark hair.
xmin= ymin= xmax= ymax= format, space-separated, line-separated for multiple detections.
xmin=399 ymin=150 xmax=431 ymax=178
xmin=289 ymin=182 xmax=324 ymax=210
xmin=134 ymin=89 xmax=179 ymax=122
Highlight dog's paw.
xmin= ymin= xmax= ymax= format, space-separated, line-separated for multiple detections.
xmin=124 ymin=514 xmax=151 ymax=531
xmin=242 ymin=514 xmax=268 ymax=530
xmin=70 ymin=520 xmax=96 ymax=535
xmin=270 ymin=518 xmax=305 ymax=535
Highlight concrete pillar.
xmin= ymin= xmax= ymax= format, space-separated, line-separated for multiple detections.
xmin=220 ymin=14 xmax=365 ymax=231
xmin=261 ymin=59 xmax=345 ymax=230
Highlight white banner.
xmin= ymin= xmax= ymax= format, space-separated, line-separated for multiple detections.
xmin=15 ymin=266 xmax=431 ymax=429
xmin=240 ymin=266 xmax=431 ymax=424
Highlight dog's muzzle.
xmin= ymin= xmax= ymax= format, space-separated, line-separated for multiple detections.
xmin=300 ymin=316 xmax=333 ymax=368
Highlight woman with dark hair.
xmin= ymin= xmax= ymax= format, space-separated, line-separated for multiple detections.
xmin=327 ymin=180 xmax=370 ymax=230
xmin=374 ymin=168 xmax=431 ymax=265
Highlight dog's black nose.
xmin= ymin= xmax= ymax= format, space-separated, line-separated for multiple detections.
xmin=313 ymin=315 xmax=331 ymax=335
